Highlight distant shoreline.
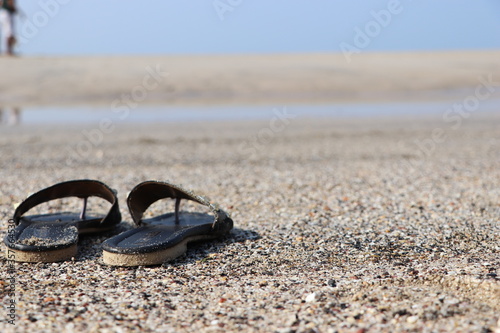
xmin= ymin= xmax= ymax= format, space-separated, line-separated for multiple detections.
xmin=4 ymin=100 xmax=497 ymax=127
xmin=1 ymin=50 xmax=499 ymax=108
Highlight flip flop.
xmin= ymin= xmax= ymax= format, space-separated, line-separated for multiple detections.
xmin=4 ymin=180 xmax=121 ymax=263
xmin=102 ymin=181 xmax=233 ymax=266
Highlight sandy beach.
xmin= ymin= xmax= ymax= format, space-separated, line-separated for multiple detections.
xmin=1 ymin=51 xmax=500 ymax=107
xmin=0 ymin=111 xmax=499 ymax=332
xmin=0 ymin=50 xmax=499 ymax=332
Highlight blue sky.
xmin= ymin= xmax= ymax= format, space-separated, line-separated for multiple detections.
xmin=13 ymin=0 xmax=500 ymax=55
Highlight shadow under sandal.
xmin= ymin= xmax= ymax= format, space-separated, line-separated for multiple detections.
xmin=102 ymin=181 xmax=233 ymax=267
xmin=4 ymin=180 xmax=121 ymax=263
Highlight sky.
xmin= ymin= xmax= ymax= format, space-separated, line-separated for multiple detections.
xmin=11 ymin=0 xmax=500 ymax=55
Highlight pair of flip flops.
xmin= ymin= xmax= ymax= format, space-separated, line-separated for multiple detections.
xmin=4 ymin=180 xmax=233 ymax=266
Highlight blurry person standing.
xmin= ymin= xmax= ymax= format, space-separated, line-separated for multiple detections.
xmin=0 ymin=0 xmax=16 ymax=55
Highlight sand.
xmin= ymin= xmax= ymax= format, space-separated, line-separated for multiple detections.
xmin=1 ymin=50 xmax=500 ymax=107
xmin=0 ymin=50 xmax=499 ymax=332
xmin=0 ymin=111 xmax=499 ymax=332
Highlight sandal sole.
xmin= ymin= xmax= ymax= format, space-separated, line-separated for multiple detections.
xmin=5 ymin=244 xmax=77 ymax=263
xmin=102 ymin=235 xmax=215 ymax=266
xmin=5 ymin=226 xmax=116 ymax=263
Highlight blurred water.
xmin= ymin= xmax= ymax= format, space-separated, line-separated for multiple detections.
xmin=11 ymin=100 xmax=500 ymax=125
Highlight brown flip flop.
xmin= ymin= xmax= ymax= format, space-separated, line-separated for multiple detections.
xmin=4 ymin=180 xmax=121 ymax=263
xmin=102 ymin=181 xmax=233 ymax=266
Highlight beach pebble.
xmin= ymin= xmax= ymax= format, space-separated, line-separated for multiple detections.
xmin=305 ymin=292 xmax=316 ymax=303
xmin=0 ymin=116 xmax=498 ymax=332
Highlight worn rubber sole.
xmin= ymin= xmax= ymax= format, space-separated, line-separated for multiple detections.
xmin=4 ymin=226 xmax=115 ymax=263
xmin=102 ymin=235 xmax=214 ymax=266
xmin=4 ymin=244 xmax=77 ymax=263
